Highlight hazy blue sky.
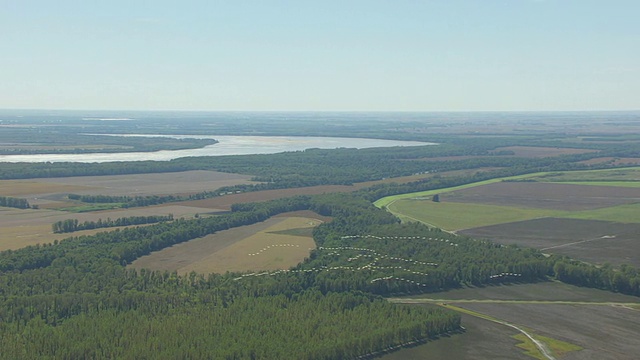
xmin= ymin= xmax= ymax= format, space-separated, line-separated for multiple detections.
xmin=1 ymin=1 xmax=638 ymax=111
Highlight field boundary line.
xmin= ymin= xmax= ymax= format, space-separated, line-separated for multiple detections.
xmin=393 ymin=300 xmax=557 ymax=360
xmin=388 ymin=298 xmax=640 ymax=307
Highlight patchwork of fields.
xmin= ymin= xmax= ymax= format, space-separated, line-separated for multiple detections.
xmin=383 ymin=168 xmax=640 ymax=267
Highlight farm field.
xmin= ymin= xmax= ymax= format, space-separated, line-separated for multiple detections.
xmin=0 ymin=204 xmax=211 ymax=251
xmin=388 ymin=199 xmax=565 ymax=231
xmin=388 ymin=282 xmax=640 ymax=360
xmin=443 ymin=182 xmax=640 ymax=211
xmin=491 ymin=146 xmax=598 ymax=157
xmin=176 ymin=167 xmax=501 ymax=211
xmin=382 ymin=168 xmax=640 ymax=267
xmin=380 ymin=312 xmax=531 ymax=360
xmin=525 ymin=167 xmax=640 ymax=182
xmin=3 ymin=170 xmax=256 ymax=208
xmin=0 ymin=167 xmax=491 ymax=251
xmin=578 ymin=157 xmax=640 ymax=166
xmin=130 ymin=215 xmax=320 ymax=275
xmin=460 ymin=218 xmax=640 ymax=267
xmin=454 ymin=303 xmax=639 ymax=360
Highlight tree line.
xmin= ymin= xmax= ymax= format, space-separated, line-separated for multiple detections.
xmin=51 ymin=214 xmax=174 ymax=233
xmin=0 ymin=196 xmax=30 ymax=209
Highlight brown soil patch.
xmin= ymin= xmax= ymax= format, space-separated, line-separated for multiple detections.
xmin=272 ymin=210 xmax=333 ymax=223
xmin=491 ymin=146 xmax=598 ymax=158
xmin=175 ymin=186 xmax=358 ymax=211
xmin=0 ymin=180 xmax=96 ymax=197
xmin=130 ymin=216 xmax=320 ymax=275
xmin=578 ymin=157 xmax=640 ymax=166
xmin=381 ymin=311 xmax=531 ymax=360
xmin=457 ymin=303 xmax=640 ymax=360
xmin=31 ymin=170 xmax=256 ymax=197
xmin=411 ymin=155 xmax=492 ymax=162
xmin=445 ymin=182 xmax=640 ymax=211
xmin=460 ymin=218 xmax=640 ymax=267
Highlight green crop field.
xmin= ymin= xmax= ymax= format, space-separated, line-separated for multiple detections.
xmin=563 ymin=203 xmax=640 ymax=223
xmin=388 ymin=199 xmax=566 ymax=231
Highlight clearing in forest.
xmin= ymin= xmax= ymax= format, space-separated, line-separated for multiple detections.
xmin=130 ymin=216 xmax=320 ymax=275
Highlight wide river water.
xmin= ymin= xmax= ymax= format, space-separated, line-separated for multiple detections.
xmin=0 ymin=135 xmax=434 ymax=163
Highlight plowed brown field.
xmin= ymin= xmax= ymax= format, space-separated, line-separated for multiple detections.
xmin=460 ymin=218 xmax=640 ymax=267
xmin=444 ymin=182 xmax=640 ymax=211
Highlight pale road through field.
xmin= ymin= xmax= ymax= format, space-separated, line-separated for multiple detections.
xmin=389 ymin=298 xmax=640 ymax=360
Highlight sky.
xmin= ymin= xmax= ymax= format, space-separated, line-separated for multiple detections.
xmin=1 ymin=1 xmax=638 ymax=112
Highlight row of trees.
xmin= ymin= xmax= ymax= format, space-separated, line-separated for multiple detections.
xmin=51 ymin=214 xmax=174 ymax=233
xmin=0 ymin=196 xmax=30 ymax=209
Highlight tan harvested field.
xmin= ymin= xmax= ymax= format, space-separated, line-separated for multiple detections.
xmin=491 ymin=146 xmax=598 ymax=157
xmin=0 ymin=168 xmax=484 ymax=251
xmin=9 ymin=170 xmax=256 ymax=205
xmin=445 ymin=182 xmax=640 ymax=211
xmin=0 ymin=205 xmax=213 ymax=251
xmin=130 ymin=216 xmax=320 ymax=275
xmin=0 ymin=180 xmax=98 ymax=197
xmin=272 ymin=210 xmax=333 ymax=223
xmin=175 ymin=186 xmax=358 ymax=210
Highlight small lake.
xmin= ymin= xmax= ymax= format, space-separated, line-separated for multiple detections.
xmin=0 ymin=135 xmax=435 ymax=163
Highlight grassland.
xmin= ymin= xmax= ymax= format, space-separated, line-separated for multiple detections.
xmin=130 ymin=216 xmax=320 ymax=275
xmin=388 ymin=199 xmax=565 ymax=231
xmin=564 ymin=203 xmax=640 ymax=223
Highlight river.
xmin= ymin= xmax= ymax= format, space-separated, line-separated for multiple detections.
xmin=0 ymin=135 xmax=434 ymax=163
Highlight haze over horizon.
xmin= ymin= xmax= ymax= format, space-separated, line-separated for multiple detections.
xmin=2 ymin=1 xmax=638 ymax=112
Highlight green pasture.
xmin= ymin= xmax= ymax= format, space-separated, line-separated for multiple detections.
xmin=378 ymin=166 xmax=640 ymax=230
xmin=564 ymin=203 xmax=640 ymax=223
xmin=389 ymin=198 xmax=640 ymax=231
xmin=388 ymin=199 xmax=567 ymax=231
